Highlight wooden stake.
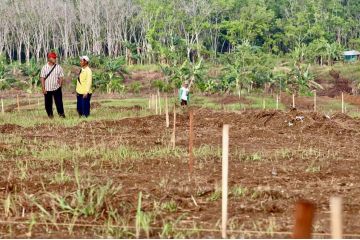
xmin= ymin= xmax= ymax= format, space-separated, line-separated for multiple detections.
xmin=221 ymin=124 xmax=230 ymax=239
xmin=171 ymin=105 xmax=176 ymax=149
xmin=189 ymin=110 xmax=194 ymax=173
xmin=148 ymin=95 xmax=151 ymax=109
xmin=292 ymin=94 xmax=295 ymax=108
xmin=165 ymin=96 xmax=169 ymax=128
xmin=158 ymin=93 xmax=162 ymax=115
xmin=293 ymin=200 xmax=316 ymax=239
xmin=1 ymin=98 xmax=4 ymax=114
xmin=263 ymin=98 xmax=266 ymax=109
xmin=341 ymin=92 xmax=344 ymax=114
xmin=17 ymin=95 xmax=20 ymax=112
xmin=314 ymin=90 xmax=317 ymax=112
xmin=276 ymin=94 xmax=279 ymax=110
xmin=330 ymin=197 xmax=343 ymax=239
xmin=155 ymin=94 xmax=158 ymax=115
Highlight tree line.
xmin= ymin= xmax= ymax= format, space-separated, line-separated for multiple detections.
xmin=1 ymin=0 xmax=360 ymax=65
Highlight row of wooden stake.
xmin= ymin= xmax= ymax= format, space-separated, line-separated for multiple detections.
xmin=219 ymin=124 xmax=343 ymax=239
xmin=1 ymin=95 xmax=42 ymax=114
xmin=184 ymin=113 xmax=344 ymax=238
xmin=261 ymin=91 xmax=346 ymax=113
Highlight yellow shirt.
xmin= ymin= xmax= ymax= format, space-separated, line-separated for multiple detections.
xmin=76 ymin=66 xmax=92 ymax=94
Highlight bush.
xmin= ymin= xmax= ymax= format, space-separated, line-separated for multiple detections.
xmin=129 ymin=82 xmax=142 ymax=94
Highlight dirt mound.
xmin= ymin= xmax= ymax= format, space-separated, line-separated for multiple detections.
xmin=108 ymin=105 xmax=143 ymax=111
xmin=90 ymin=102 xmax=101 ymax=109
xmin=5 ymin=101 xmax=29 ymax=112
xmin=0 ymin=124 xmax=22 ymax=133
xmin=280 ymin=94 xmax=314 ymax=110
xmin=319 ymin=70 xmax=352 ymax=98
xmin=216 ymin=95 xmax=252 ymax=105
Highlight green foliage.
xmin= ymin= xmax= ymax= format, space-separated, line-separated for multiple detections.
xmin=128 ymin=82 xmax=142 ymax=94
xmin=20 ymin=59 xmax=41 ymax=93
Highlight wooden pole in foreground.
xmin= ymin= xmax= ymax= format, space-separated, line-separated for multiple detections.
xmin=276 ymin=94 xmax=279 ymax=110
xmin=189 ymin=111 xmax=194 ymax=173
xmin=171 ymin=105 xmax=176 ymax=149
xmin=330 ymin=197 xmax=343 ymax=239
xmin=341 ymin=92 xmax=344 ymax=114
xmin=292 ymin=200 xmax=315 ymax=239
xmin=17 ymin=95 xmax=20 ymax=112
xmin=165 ymin=96 xmax=169 ymax=128
xmin=1 ymin=98 xmax=4 ymax=114
xmin=221 ymin=124 xmax=230 ymax=239
xmin=314 ymin=90 xmax=317 ymax=112
xmin=292 ymin=94 xmax=295 ymax=109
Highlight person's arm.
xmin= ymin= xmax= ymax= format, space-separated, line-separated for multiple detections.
xmin=83 ymin=69 xmax=92 ymax=98
xmin=57 ymin=66 xmax=65 ymax=87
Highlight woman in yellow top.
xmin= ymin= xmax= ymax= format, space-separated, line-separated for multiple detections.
xmin=76 ymin=56 xmax=93 ymax=117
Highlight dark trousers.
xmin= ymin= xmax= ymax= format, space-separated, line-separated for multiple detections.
xmin=77 ymin=93 xmax=92 ymax=117
xmin=181 ymin=99 xmax=188 ymax=106
xmin=44 ymin=87 xmax=65 ymax=118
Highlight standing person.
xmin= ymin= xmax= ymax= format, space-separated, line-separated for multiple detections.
xmin=40 ymin=52 xmax=65 ymax=118
xmin=179 ymin=81 xmax=190 ymax=106
xmin=76 ymin=56 xmax=93 ymax=117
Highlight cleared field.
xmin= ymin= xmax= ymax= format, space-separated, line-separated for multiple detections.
xmin=1 ymin=94 xmax=360 ymax=238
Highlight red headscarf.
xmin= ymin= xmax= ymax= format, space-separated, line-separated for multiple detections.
xmin=47 ymin=52 xmax=57 ymax=59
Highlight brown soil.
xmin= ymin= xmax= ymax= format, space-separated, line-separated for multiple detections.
xmin=215 ymin=95 xmax=253 ymax=105
xmin=1 ymin=108 xmax=360 ymax=238
xmin=318 ymin=70 xmax=353 ymax=98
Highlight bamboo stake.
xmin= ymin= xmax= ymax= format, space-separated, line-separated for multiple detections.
xmin=189 ymin=111 xmax=194 ymax=173
xmin=293 ymin=200 xmax=316 ymax=239
xmin=330 ymin=197 xmax=343 ymax=239
xmin=155 ymin=94 xmax=158 ymax=115
xmin=17 ymin=95 xmax=20 ymax=112
xmin=341 ymin=92 xmax=344 ymax=114
xmin=158 ymin=93 xmax=162 ymax=115
xmin=165 ymin=96 xmax=169 ymax=128
xmin=314 ymin=90 xmax=317 ymax=112
xmin=292 ymin=94 xmax=295 ymax=108
xmin=1 ymin=98 xmax=4 ymax=114
xmin=171 ymin=105 xmax=176 ymax=149
xmin=276 ymin=94 xmax=279 ymax=110
xmin=263 ymin=98 xmax=266 ymax=109
xmin=221 ymin=124 xmax=229 ymax=239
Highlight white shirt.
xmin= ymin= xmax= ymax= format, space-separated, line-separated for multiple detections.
xmin=181 ymin=87 xmax=189 ymax=101
xmin=40 ymin=63 xmax=64 ymax=91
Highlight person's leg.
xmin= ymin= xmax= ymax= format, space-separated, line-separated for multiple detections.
xmin=54 ymin=87 xmax=65 ymax=118
xmin=77 ymin=94 xmax=83 ymax=117
xmin=44 ymin=91 xmax=53 ymax=118
xmin=83 ymin=94 xmax=92 ymax=117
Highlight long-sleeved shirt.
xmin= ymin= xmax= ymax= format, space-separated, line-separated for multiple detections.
xmin=76 ymin=66 xmax=92 ymax=94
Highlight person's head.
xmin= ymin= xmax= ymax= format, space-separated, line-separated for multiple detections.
xmin=80 ymin=56 xmax=90 ymax=67
xmin=184 ymin=81 xmax=189 ymax=88
xmin=47 ymin=52 xmax=57 ymax=64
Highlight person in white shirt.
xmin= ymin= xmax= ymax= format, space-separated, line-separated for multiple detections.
xmin=178 ymin=81 xmax=190 ymax=106
xmin=40 ymin=52 xmax=65 ymax=118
